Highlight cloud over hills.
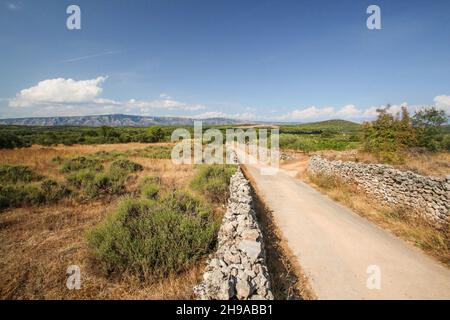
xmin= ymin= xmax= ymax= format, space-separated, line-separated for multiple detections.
xmin=4 ymin=76 xmax=450 ymax=122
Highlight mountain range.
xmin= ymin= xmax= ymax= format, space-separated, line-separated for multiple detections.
xmin=0 ymin=114 xmax=246 ymax=127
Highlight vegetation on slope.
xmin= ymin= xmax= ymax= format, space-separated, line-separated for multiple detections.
xmin=87 ymin=190 xmax=219 ymax=280
xmin=190 ymin=165 xmax=237 ymax=204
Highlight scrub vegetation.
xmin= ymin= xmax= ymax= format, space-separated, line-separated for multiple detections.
xmin=0 ymin=142 xmax=233 ymax=299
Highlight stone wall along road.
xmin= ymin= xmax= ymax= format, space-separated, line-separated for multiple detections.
xmin=193 ymin=168 xmax=274 ymax=300
xmin=308 ymin=156 xmax=450 ymax=226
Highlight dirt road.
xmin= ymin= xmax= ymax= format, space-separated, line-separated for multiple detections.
xmin=237 ymin=149 xmax=450 ymax=299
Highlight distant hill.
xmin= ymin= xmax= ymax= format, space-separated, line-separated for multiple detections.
xmin=0 ymin=114 xmax=244 ymax=127
xmin=280 ymin=119 xmax=361 ymax=132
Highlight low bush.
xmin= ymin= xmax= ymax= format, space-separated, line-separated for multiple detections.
xmin=0 ymin=165 xmax=43 ymax=184
xmin=139 ymin=177 xmax=160 ymax=200
xmin=65 ymin=160 xmax=142 ymax=198
xmin=85 ymin=172 xmax=127 ymax=198
xmin=87 ymin=191 xmax=219 ymax=279
xmin=110 ymin=159 xmax=143 ymax=174
xmin=0 ymin=180 xmax=69 ymax=210
xmin=66 ymin=169 xmax=128 ymax=198
xmin=52 ymin=156 xmax=63 ymax=164
xmin=0 ymin=185 xmax=44 ymax=209
xmin=61 ymin=156 xmax=103 ymax=173
xmin=141 ymin=183 xmax=159 ymax=199
xmin=90 ymin=150 xmax=126 ymax=161
xmin=190 ymin=165 xmax=237 ymax=203
xmin=279 ymin=134 xmax=358 ymax=152
xmin=66 ymin=169 xmax=97 ymax=188
xmin=0 ymin=132 xmax=30 ymax=149
xmin=40 ymin=179 xmax=71 ymax=202
xmin=128 ymin=146 xmax=172 ymax=159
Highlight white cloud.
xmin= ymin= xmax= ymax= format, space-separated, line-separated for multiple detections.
xmin=434 ymin=95 xmax=450 ymax=107
xmin=278 ymin=106 xmax=335 ymax=121
xmin=362 ymin=102 xmax=410 ymax=118
xmin=10 ymin=77 xmax=107 ymax=107
xmin=126 ymin=98 xmax=206 ymax=112
xmin=337 ymin=104 xmax=360 ymax=116
xmin=6 ymin=78 xmax=449 ymax=121
xmin=8 ymin=77 xmax=207 ymax=113
xmin=434 ymin=95 xmax=450 ymax=113
xmin=193 ymin=111 xmax=255 ymax=120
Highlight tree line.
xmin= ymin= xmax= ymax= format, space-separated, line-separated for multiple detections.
xmin=362 ymin=106 xmax=449 ymax=163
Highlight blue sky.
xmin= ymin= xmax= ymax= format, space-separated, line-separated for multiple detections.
xmin=1 ymin=0 xmax=449 ymax=122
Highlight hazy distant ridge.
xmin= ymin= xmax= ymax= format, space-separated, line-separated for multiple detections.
xmin=0 ymin=114 xmax=244 ymax=126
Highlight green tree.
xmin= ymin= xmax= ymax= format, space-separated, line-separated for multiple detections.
xmin=362 ymin=105 xmax=415 ymax=163
xmin=412 ymin=107 xmax=448 ymax=151
xmin=146 ymin=126 xmax=165 ymax=143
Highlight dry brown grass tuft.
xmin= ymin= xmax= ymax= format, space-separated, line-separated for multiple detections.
xmin=0 ymin=143 xmax=208 ymax=300
xmin=0 ymin=143 xmax=159 ymax=182
xmin=305 ymin=172 xmax=450 ymax=266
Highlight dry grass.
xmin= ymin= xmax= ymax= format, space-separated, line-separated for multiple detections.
xmin=305 ymin=172 xmax=450 ymax=267
xmin=0 ymin=143 xmax=206 ymax=300
xmin=0 ymin=143 xmax=168 ymax=182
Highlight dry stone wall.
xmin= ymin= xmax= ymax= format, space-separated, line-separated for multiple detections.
xmin=308 ymin=156 xmax=450 ymax=226
xmin=193 ymin=168 xmax=274 ymax=300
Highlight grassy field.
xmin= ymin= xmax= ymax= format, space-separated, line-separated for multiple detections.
xmin=278 ymin=120 xmax=361 ymax=152
xmin=1 ymin=119 xmax=449 ymax=299
xmin=0 ymin=143 xmax=235 ymax=299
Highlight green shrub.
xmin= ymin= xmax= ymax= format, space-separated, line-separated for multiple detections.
xmin=90 ymin=150 xmax=125 ymax=161
xmin=279 ymin=133 xmax=359 ymax=152
xmin=361 ymin=106 xmax=416 ymax=164
xmin=162 ymin=190 xmax=212 ymax=216
xmin=141 ymin=184 xmax=159 ymax=199
xmin=40 ymin=179 xmax=71 ymax=202
xmin=443 ymin=135 xmax=450 ymax=151
xmin=0 ymin=184 xmax=44 ymax=209
xmin=128 ymin=146 xmax=172 ymax=159
xmin=0 ymin=165 xmax=43 ymax=184
xmin=67 ymin=169 xmax=127 ymax=198
xmin=139 ymin=177 xmax=160 ymax=199
xmin=412 ymin=107 xmax=448 ymax=151
xmin=110 ymin=159 xmax=143 ymax=174
xmin=87 ymin=191 xmax=219 ymax=279
xmin=52 ymin=156 xmax=63 ymax=164
xmin=61 ymin=156 xmax=103 ymax=173
xmin=0 ymin=179 xmax=70 ymax=210
xmin=145 ymin=126 xmax=165 ymax=143
xmin=190 ymin=165 xmax=236 ymax=203
xmin=66 ymin=169 xmax=97 ymax=188
xmin=139 ymin=176 xmax=161 ymax=186
xmin=0 ymin=132 xmax=29 ymax=149
xmin=86 ymin=172 xmax=127 ymax=198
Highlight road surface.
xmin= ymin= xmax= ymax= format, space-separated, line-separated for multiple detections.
xmin=235 ymin=147 xmax=450 ymax=299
